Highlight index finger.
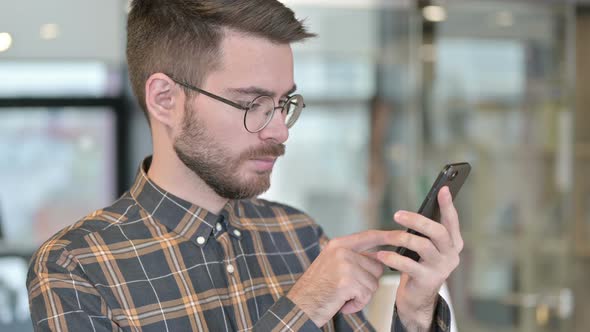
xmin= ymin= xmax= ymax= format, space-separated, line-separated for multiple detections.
xmin=331 ymin=230 xmax=399 ymax=252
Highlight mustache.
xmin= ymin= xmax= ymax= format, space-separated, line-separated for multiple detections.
xmin=241 ymin=144 xmax=286 ymax=160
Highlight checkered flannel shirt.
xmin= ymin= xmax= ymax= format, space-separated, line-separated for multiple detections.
xmin=27 ymin=157 xmax=451 ymax=331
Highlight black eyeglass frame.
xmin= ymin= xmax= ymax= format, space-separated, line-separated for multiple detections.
xmin=166 ymin=74 xmax=305 ymax=133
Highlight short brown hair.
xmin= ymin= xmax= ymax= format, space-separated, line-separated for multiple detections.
xmin=126 ymin=0 xmax=316 ymax=121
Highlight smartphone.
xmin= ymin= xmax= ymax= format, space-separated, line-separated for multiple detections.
xmin=394 ymin=162 xmax=471 ymax=262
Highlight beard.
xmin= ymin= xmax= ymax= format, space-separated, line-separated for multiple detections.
xmin=173 ymin=105 xmax=285 ymax=200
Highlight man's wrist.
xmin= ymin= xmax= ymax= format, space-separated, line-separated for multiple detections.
xmin=395 ymin=294 xmax=438 ymax=332
xmin=286 ymin=288 xmax=324 ymax=327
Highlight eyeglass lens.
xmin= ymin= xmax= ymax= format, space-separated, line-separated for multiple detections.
xmin=245 ymin=95 xmax=304 ymax=132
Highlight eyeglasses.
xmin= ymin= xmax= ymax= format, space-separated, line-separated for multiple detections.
xmin=167 ymin=74 xmax=305 ymax=133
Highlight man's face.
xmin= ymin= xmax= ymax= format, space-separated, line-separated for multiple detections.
xmin=173 ymin=30 xmax=294 ymax=199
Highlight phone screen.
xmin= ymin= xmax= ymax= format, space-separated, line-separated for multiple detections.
xmin=394 ymin=162 xmax=471 ymax=263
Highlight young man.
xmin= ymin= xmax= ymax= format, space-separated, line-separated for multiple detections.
xmin=27 ymin=1 xmax=463 ymax=331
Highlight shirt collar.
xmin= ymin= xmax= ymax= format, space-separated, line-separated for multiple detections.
xmin=129 ymin=157 xmax=242 ymax=246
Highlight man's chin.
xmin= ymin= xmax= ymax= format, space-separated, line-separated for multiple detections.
xmin=253 ymin=170 xmax=273 ymax=177
xmin=246 ymin=179 xmax=271 ymax=197
xmin=215 ymin=177 xmax=271 ymax=200
xmin=246 ymin=178 xmax=271 ymax=197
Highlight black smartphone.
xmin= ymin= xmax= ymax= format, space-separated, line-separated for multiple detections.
xmin=394 ymin=162 xmax=471 ymax=262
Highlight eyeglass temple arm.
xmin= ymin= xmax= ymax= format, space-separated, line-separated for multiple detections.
xmin=172 ymin=79 xmax=248 ymax=111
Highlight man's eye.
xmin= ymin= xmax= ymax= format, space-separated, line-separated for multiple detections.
xmin=249 ymin=103 xmax=263 ymax=110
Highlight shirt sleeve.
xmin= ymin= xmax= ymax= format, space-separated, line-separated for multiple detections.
xmin=27 ymin=247 xmax=120 ymax=332
xmin=252 ymin=296 xmax=322 ymax=331
xmin=252 ymin=296 xmax=376 ymax=332
xmin=391 ymin=296 xmax=451 ymax=332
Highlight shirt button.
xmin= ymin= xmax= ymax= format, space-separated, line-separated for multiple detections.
xmin=216 ymin=223 xmax=222 ymax=232
xmin=196 ymin=236 xmax=206 ymax=245
xmin=226 ymin=264 xmax=235 ymax=274
xmin=233 ymin=229 xmax=241 ymax=237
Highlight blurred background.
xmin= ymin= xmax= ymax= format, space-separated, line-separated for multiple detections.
xmin=1 ymin=0 xmax=589 ymax=331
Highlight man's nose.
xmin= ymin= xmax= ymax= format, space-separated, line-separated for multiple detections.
xmin=258 ymin=110 xmax=289 ymax=144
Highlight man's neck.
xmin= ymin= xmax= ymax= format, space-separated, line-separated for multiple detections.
xmin=147 ymin=151 xmax=229 ymax=215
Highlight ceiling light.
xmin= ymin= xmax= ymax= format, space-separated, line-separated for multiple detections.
xmin=423 ymin=5 xmax=447 ymax=22
xmin=0 ymin=32 xmax=13 ymax=52
xmin=40 ymin=24 xmax=60 ymax=40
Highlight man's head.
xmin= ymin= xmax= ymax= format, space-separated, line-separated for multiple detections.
xmin=127 ymin=0 xmax=314 ymax=120
xmin=126 ymin=0 xmax=315 ymax=199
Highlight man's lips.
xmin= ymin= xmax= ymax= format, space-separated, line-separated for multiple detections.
xmin=255 ymin=157 xmax=277 ymax=162
xmin=251 ymin=157 xmax=277 ymax=171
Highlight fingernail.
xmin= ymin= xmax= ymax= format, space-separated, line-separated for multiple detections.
xmin=395 ymin=211 xmax=405 ymax=221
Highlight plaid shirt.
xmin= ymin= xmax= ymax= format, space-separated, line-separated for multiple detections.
xmin=27 ymin=157 xmax=451 ymax=331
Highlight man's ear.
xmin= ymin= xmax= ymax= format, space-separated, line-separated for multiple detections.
xmin=145 ymin=73 xmax=182 ymax=127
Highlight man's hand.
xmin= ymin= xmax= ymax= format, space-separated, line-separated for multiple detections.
xmin=375 ymin=186 xmax=463 ymax=331
xmin=286 ymin=230 xmax=386 ymax=327
xmin=287 ymin=186 xmax=462 ymax=329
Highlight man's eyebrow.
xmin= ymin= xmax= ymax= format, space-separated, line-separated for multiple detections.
xmin=226 ymin=84 xmax=297 ymax=98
